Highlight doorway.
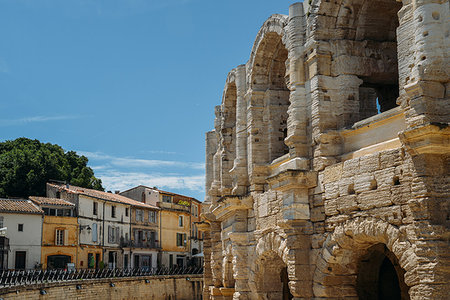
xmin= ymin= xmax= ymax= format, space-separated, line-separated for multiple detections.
xmin=15 ymin=251 xmax=26 ymax=269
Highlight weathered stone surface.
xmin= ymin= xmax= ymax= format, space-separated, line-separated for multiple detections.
xmin=202 ymin=1 xmax=449 ymax=299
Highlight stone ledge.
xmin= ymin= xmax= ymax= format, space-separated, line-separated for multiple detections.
xmin=399 ymin=123 xmax=450 ymax=156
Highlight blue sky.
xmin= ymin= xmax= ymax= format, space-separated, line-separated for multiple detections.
xmin=0 ymin=0 xmax=297 ymax=201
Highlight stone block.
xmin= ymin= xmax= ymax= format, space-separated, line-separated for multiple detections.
xmin=357 ymin=188 xmax=392 ymax=210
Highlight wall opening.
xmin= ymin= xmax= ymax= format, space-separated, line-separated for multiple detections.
xmin=355 ymin=0 xmax=402 ymax=120
xmin=255 ymin=251 xmax=292 ymax=300
xmin=357 ymin=243 xmax=409 ymax=300
xmin=251 ymin=31 xmax=290 ymax=164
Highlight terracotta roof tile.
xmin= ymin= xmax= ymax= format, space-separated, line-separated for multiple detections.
xmin=29 ymin=196 xmax=75 ymax=207
xmin=0 ymin=198 xmax=44 ymax=214
xmin=47 ymin=183 xmax=159 ymax=210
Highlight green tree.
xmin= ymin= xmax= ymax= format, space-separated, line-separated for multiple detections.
xmin=0 ymin=137 xmax=104 ymax=198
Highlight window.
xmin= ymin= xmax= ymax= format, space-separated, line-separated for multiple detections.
xmin=178 ymin=216 xmax=183 ymax=227
xmin=111 ymin=205 xmax=116 ymax=218
xmin=43 ymin=208 xmax=49 ymax=215
xmin=56 ymin=229 xmax=64 ymax=246
xmin=64 ymin=209 xmax=72 ymax=217
xmin=176 ymin=233 xmax=187 ymax=247
xmin=194 ymin=205 xmax=198 ymax=217
xmin=49 ymin=208 xmax=56 ymax=216
xmin=162 ymin=195 xmax=172 ymax=203
xmin=136 ymin=209 xmax=144 ymax=222
xmin=108 ymin=226 xmax=119 ymax=244
xmin=92 ymin=223 xmax=98 ymax=242
xmin=56 ymin=191 xmax=61 ymax=198
xmin=57 ymin=209 xmax=63 ymax=216
xmin=125 ymin=208 xmax=129 ymax=217
xmin=93 ymin=202 xmax=98 ymax=216
xmin=149 ymin=211 xmax=157 ymax=223
xmin=0 ymin=216 xmax=3 ymax=228
xmin=18 ymin=224 xmax=23 ymax=232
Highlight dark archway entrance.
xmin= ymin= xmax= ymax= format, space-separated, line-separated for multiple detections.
xmin=47 ymin=255 xmax=71 ymax=269
xmin=357 ymin=244 xmax=409 ymax=300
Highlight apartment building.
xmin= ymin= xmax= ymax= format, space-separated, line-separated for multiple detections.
xmin=29 ymin=196 xmax=78 ymax=269
xmin=0 ymin=198 xmax=43 ymax=269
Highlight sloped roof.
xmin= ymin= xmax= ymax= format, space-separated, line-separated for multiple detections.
xmin=0 ymin=198 xmax=43 ymax=214
xmin=29 ymin=196 xmax=75 ymax=207
xmin=120 ymin=184 xmax=201 ymax=203
xmin=47 ymin=183 xmax=159 ymax=210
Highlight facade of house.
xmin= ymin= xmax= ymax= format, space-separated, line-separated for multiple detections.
xmin=120 ymin=185 xmax=201 ymax=268
xmin=47 ymin=183 xmax=158 ymax=269
xmin=0 ymin=199 xmax=43 ymax=270
xmin=190 ymin=198 xmax=203 ymax=267
xmin=30 ymin=196 xmax=78 ymax=269
xmin=130 ymin=205 xmax=160 ymax=269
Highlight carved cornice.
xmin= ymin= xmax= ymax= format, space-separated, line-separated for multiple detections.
xmin=267 ymin=169 xmax=317 ymax=191
xmin=399 ymin=123 xmax=449 ymax=156
xmin=211 ymin=195 xmax=252 ymax=221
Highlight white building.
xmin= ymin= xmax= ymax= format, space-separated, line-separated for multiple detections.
xmin=0 ymin=198 xmax=43 ymax=269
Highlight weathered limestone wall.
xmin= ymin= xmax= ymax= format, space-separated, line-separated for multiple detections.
xmin=0 ymin=275 xmax=203 ymax=300
xmin=202 ymin=1 xmax=449 ymax=299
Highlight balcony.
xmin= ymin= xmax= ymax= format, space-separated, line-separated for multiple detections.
xmin=131 ymin=240 xmax=160 ymax=249
xmin=340 ymin=107 xmax=406 ymax=160
xmin=157 ymin=201 xmax=190 ymax=212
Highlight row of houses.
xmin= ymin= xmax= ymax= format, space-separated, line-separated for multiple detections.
xmin=0 ymin=182 xmax=203 ymax=270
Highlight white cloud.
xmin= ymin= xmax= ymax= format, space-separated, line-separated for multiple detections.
xmin=79 ymin=151 xmax=205 ymax=170
xmin=0 ymin=115 xmax=83 ymax=127
xmin=97 ymin=170 xmax=205 ymax=194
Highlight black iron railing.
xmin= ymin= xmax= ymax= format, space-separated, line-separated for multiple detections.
xmin=0 ymin=266 xmax=203 ymax=288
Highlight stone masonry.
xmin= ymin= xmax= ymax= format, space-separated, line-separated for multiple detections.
xmin=201 ymin=1 xmax=449 ymax=299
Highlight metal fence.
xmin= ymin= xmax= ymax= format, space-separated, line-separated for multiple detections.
xmin=0 ymin=266 xmax=203 ymax=288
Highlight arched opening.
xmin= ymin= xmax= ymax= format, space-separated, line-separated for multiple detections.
xmin=251 ymin=30 xmax=290 ymax=164
xmin=47 ymin=255 xmax=71 ymax=269
xmin=357 ymin=0 xmax=401 ymax=118
xmin=255 ymin=251 xmax=293 ymax=300
xmin=357 ymin=244 xmax=409 ymax=300
xmin=223 ymin=252 xmax=235 ymax=288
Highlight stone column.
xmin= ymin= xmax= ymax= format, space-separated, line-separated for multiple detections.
xmin=206 ymin=131 xmax=218 ymax=204
xmin=285 ymin=2 xmax=309 ymax=167
xmin=209 ymin=221 xmax=224 ymax=299
xmin=231 ymin=65 xmax=249 ymax=195
xmin=210 ymin=106 xmax=223 ymax=202
xmin=229 ymin=231 xmax=253 ymax=300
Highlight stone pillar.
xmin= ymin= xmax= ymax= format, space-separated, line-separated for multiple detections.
xmin=246 ymin=89 xmax=269 ymax=192
xmin=231 ymin=65 xmax=249 ymax=195
xmin=206 ymin=131 xmax=218 ymax=204
xmin=210 ymin=222 xmax=223 ymax=293
xmin=202 ymin=229 xmax=213 ymax=300
xmin=229 ymin=231 xmax=253 ymax=300
xmin=285 ymin=2 xmax=309 ymax=167
xmin=210 ymin=106 xmax=223 ymax=202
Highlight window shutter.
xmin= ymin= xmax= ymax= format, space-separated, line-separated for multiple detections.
xmin=55 ymin=229 xmax=58 ymax=245
xmin=116 ymin=227 xmax=119 ymax=244
xmin=183 ymin=233 xmax=187 ymax=246
xmin=92 ymin=223 xmax=98 ymax=242
xmin=108 ymin=226 xmax=112 ymax=243
xmin=64 ymin=229 xmax=69 ymax=245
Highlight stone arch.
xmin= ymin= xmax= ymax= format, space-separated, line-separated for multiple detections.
xmin=313 ymin=218 xmax=416 ymax=299
xmin=219 ymin=69 xmax=238 ymax=195
xmin=222 ymin=243 xmax=235 ymax=288
xmin=250 ymin=231 xmax=294 ymax=299
xmin=246 ymin=15 xmax=290 ymax=189
xmin=307 ymin=0 xmax=403 ymax=127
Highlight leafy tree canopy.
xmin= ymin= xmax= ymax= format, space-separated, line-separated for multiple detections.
xmin=0 ymin=137 xmax=103 ymax=198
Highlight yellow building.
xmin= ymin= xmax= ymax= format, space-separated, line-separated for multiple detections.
xmin=120 ymin=186 xmax=198 ymax=268
xmin=30 ymin=197 xmax=78 ymax=269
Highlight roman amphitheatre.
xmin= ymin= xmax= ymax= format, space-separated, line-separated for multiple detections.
xmin=201 ymin=0 xmax=449 ymax=299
